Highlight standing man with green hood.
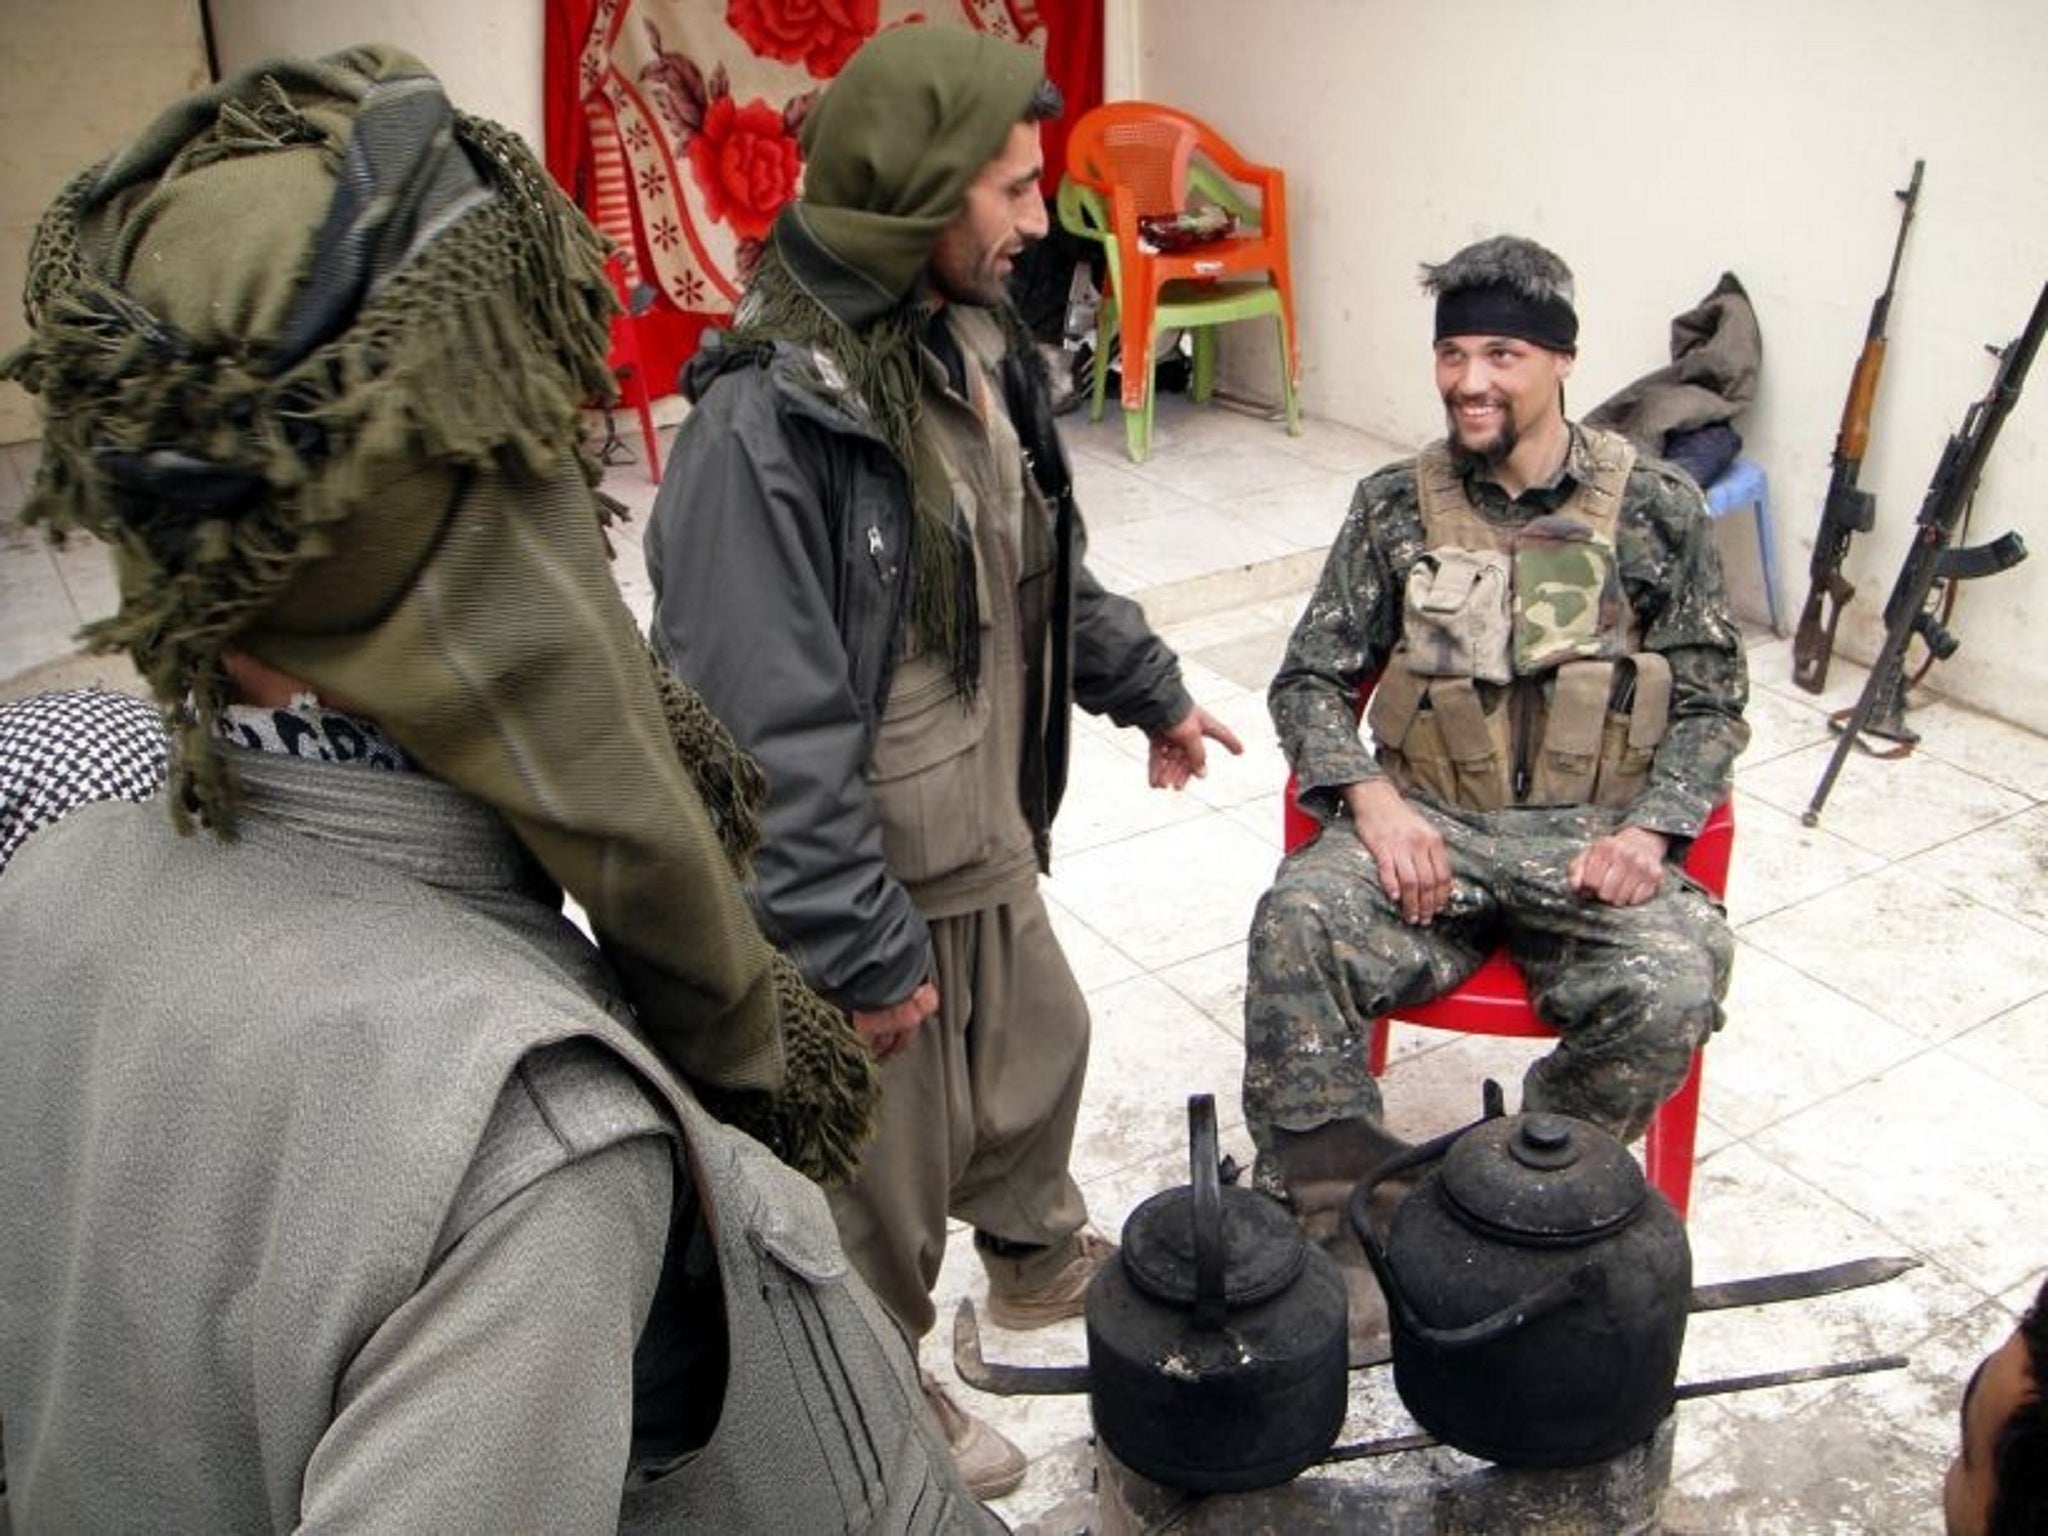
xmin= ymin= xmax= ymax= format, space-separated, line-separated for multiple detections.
xmin=647 ymin=23 xmax=1242 ymax=1498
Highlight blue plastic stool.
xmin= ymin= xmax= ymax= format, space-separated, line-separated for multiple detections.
xmin=1705 ymin=456 xmax=1782 ymax=635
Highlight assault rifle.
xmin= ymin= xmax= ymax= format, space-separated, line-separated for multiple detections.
xmin=1791 ymin=161 xmax=1923 ymax=693
xmin=1803 ymin=280 xmax=2046 ymax=827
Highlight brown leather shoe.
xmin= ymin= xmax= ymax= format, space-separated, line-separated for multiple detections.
xmin=920 ymin=1370 xmax=1027 ymax=1501
xmin=1272 ymin=1117 xmax=1416 ymax=1195
xmin=1274 ymin=1119 xmax=1416 ymax=1368
xmin=979 ymin=1225 xmax=1115 ymax=1331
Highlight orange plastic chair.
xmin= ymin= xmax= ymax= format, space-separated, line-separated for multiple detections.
xmin=1280 ymin=714 xmax=1733 ymax=1221
xmin=603 ymin=254 xmax=663 ymax=484
xmin=1058 ymin=100 xmax=1301 ymax=462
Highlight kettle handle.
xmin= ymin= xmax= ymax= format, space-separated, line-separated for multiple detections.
xmin=1400 ymin=1262 xmax=1608 ymax=1351
xmin=1347 ymin=1118 xmax=1466 ymax=1334
xmin=1348 ymin=1087 xmax=1505 ymax=1342
xmin=1188 ymin=1093 xmax=1227 ymax=1331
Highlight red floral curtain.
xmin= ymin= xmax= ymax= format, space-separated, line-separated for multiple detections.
xmin=545 ymin=0 xmax=1102 ymax=397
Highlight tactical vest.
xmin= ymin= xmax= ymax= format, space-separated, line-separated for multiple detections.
xmin=1366 ymin=428 xmax=1671 ymax=811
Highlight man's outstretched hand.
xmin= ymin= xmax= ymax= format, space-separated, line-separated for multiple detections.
xmin=1148 ymin=706 xmax=1244 ymax=790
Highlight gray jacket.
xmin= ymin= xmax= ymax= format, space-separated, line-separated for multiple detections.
xmin=0 ymin=756 xmax=984 ymax=1534
xmin=647 ymin=322 xmax=1191 ymax=1010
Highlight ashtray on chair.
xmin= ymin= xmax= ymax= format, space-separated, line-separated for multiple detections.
xmin=1137 ymin=205 xmax=1237 ymax=253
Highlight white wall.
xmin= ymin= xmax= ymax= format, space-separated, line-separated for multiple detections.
xmin=1116 ymin=0 xmax=2048 ymax=732
xmin=0 ymin=0 xmax=211 ymax=443
xmin=0 ymin=2 xmax=545 ymax=445
xmin=207 ymin=1 xmax=545 ymax=153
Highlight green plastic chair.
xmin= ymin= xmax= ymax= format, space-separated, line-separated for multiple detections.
xmin=1056 ymin=102 xmax=1302 ymax=463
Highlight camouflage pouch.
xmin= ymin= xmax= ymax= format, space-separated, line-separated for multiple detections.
xmin=1401 ymin=547 xmax=1512 ymax=683
xmin=1513 ymin=515 xmax=1624 ymax=675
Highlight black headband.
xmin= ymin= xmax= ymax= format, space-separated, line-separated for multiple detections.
xmin=1434 ymin=283 xmax=1579 ymax=353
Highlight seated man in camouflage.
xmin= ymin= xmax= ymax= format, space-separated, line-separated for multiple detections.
xmin=1242 ymin=235 xmax=1749 ymax=1263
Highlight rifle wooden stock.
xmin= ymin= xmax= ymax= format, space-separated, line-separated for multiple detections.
xmin=1791 ymin=160 xmax=1923 ymax=695
xmin=1803 ymin=279 xmax=2046 ymax=827
xmin=1835 ymin=339 xmax=1885 ymax=463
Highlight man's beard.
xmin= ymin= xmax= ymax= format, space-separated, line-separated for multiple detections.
xmin=932 ymin=245 xmax=1013 ymax=309
xmin=1445 ymin=400 xmax=1517 ymax=471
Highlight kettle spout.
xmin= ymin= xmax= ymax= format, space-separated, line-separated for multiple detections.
xmin=950 ymin=1299 xmax=1092 ymax=1396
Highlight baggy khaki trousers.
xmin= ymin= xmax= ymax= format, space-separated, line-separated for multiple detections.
xmin=828 ymin=887 xmax=1092 ymax=1338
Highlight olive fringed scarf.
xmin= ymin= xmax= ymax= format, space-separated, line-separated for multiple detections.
xmin=727 ymin=236 xmax=984 ymax=688
xmin=2 ymin=45 xmax=875 ymax=1184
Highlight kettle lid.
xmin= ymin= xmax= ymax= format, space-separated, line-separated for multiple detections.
xmin=1438 ymin=1112 xmax=1646 ymax=1241
xmin=1121 ymin=1183 xmax=1306 ymax=1309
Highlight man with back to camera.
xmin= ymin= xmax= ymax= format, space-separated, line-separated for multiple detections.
xmin=0 ymin=45 xmax=991 ymax=1533
xmin=1947 ymin=1275 xmax=2048 ymax=1536
xmin=1241 ymin=235 xmax=1749 ymax=1312
xmin=645 ymin=23 xmax=1243 ymax=1498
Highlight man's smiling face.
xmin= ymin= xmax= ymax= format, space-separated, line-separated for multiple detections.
xmin=1433 ymin=333 xmax=1572 ymax=466
xmin=930 ymin=121 xmax=1048 ymax=308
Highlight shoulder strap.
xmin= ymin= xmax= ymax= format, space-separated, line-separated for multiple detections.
xmin=1415 ymin=441 xmax=1509 ymax=553
xmin=1562 ymin=427 xmax=1637 ymax=541
xmin=1365 ymin=662 xmax=1427 ymax=747
xmin=1626 ymin=652 xmax=1672 ymax=748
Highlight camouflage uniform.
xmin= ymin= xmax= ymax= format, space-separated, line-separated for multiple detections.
xmin=1245 ymin=426 xmax=1748 ymax=1189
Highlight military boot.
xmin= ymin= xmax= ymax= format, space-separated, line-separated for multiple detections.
xmin=977 ymin=1225 xmax=1116 ymax=1331
xmin=1272 ymin=1118 xmax=1418 ymax=1367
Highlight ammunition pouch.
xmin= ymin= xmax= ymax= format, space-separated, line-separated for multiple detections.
xmin=1369 ymin=651 xmax=1671 ymax=812
xmin=1401 ymin=548 xmax=1513 ymax=684
xmin=1511 ymin=515 xmax=1626 ymax=674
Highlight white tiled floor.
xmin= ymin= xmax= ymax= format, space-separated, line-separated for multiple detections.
xmin=5 ymin=384 xmax=2041 ymax=1533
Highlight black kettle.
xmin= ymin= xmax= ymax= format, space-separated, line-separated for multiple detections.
xmin=1349 ymin=1091 xmax=1691 ymax=1467
xmin=1084 ymin=1094 xmax=1348 ymax=1493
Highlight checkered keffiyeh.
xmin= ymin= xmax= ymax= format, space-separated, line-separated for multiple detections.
xmin=0 ymin=688 xmax=169 ymax=873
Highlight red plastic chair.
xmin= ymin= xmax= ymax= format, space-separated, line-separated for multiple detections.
xmin=603 ymin=254 xmax=663 ymax=484
xmin=1281 ymin=754 xmax=1733 ymax=1221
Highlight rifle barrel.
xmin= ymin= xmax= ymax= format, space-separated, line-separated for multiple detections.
xmin=1868 ymin=159 xmax=1924 ymax=337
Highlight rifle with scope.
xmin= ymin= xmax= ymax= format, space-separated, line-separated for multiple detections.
xmin=1791 ymin=161 xmax=1923 ymax=694
xmin=1803 ymin=279 xmax=2045 ymax=827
